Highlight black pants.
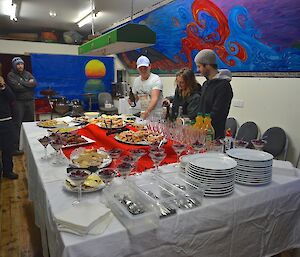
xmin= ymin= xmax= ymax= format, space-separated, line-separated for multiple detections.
xmin=0 ymin=120 xmax=14 ymax=174
xmin=12 ymin=100 xmax=35 ymax=151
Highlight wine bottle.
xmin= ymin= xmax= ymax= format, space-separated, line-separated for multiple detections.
xmin=129 ymin=87 xmax=136 ymax=107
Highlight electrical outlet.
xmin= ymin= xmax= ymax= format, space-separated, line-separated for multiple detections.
xmin=232 ymin=99 xmax=244 ymax=108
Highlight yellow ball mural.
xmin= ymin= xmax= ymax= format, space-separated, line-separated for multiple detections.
xmin=85 ymin=59 xmax=106 ymax=78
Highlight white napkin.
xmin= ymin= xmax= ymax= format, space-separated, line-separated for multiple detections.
xmin=54 ymin=202 xmax=111 ymax=235
xmin=57 ymin=212 xmax=113 ymax=236
xmin=273 ymin=160 xmax=294 ymax=170
xmin=54 ymin=116 xmax=74 ymax=123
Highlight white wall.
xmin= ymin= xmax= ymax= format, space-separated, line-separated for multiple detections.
xmin=0 ymin=39 xmax=78 ymax=55
xmin=129 ymin=74 xmax=300 ymax=165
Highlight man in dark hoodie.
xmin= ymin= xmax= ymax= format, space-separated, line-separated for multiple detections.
xmin=0 ymin=76 xmax=18 ymax=179
xmin=7 ymin=57 xmax=37 ymax=154
xmin=194 ymin=49 xmax=233 ymax=139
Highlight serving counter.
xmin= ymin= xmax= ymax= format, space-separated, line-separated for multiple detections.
xmin=21 ymin=122 xmax=300 ymax=257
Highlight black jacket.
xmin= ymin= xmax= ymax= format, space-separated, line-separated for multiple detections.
xmin=7 ymin=69 xmax=36 ymax=100
xmin=199 ymin=70 xmax=233 ymax=138
xmin=0 ymin=85 xmax=16 ymax=119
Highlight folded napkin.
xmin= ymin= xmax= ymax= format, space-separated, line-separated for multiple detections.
xmin=54 ymin=202 xmax=111 ymax=235
xmin=55 ymin=116 xmax=74 ymax=123
xmin=273 ymin=160 xmax=294 ymax=170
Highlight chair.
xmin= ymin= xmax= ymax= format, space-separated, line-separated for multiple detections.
xmin=98 ymin=92 xmax=118 ymax=114
xmin=262 ymin=127 xmax=288 ymax=160
xmin=235 ymin=121 xmax=259 ymax=143
xmin=225 ymin=117 xmax=238 ymax=138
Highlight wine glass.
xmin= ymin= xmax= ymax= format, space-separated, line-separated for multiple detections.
xmin=192 ymin=140 xmax=205 ymax=153
xmin=67 ymin=169 xmax=91 ymax=206
xmin=149 ymin=150 xmax=167 ymax=174
xmin=108 ymin=148 xmax=122 ymax=167
xmin=172 ymin=142 xmax=185 ymax=163
xmin=128 ymin=149 xmax=146 ymax=174
xmin=251 ymin=139 xmax=267 ymax=151
xmin=50 ymin=139 xmax=63 ymax=165
xmin=211 ymin=139 xmax=224 ymax=152
xmin=117 ymin=162 xmax=134 ymax=180
xmin=234 ymin=139 xmax=249 ymax=149
xmin=99 ymin=168 xmax=115 ymax=186
xmin=38 ymin=136 xmax=50 ymax=160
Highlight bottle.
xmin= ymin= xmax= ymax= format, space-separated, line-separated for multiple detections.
xmin=204 ymin=113 xmax=215 ymax=144
xmin=176 ymin=106 xmax=184 ymax=125
xmin=128 ymin=87 xmax=136 ymax=107
xmin=224 ymin=128 xmax=233 ymax=152
xmin=194 ymin=112 xmax=203 ymax=129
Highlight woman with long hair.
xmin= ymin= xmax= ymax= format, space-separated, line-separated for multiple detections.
xmin=168 ymin=68 xmax=201 ymax=121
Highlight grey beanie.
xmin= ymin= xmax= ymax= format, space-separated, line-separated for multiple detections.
xmin=194 ymin=49 xmax=217 ymax=65
xmin=12 ymin=57 xmax=24 ymax=70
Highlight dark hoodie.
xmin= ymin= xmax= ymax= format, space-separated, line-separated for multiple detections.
xmin=0 ymin=84 xmax=15 ymax=119
xmin=199 ymin=69 xmax=233 ymax=138
xmin=7 ymin=68 xmax=36 ymax=101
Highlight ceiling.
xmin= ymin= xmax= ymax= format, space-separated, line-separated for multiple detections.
xmin=0 ymin=0 xmax=167 ymax=37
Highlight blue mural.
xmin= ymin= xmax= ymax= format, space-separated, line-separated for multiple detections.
xmin=31 ymin=54 xmax=114 ymax=104
xmin=118 ymin=0 xmax=300 ymax=73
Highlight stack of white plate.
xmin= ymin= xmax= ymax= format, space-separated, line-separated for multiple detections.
xmin=226 ymin=149 xmax=273 ymax=186
xmin=185 ymin=153 xmax=237 ymax=197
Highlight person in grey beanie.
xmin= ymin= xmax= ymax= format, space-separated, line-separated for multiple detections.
xmin=7 ymin=57 xmax=37 ymax=155
xmin=194 ymin=49 xmax=233 ymax=138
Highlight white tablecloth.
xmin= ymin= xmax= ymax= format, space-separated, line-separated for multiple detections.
xmin=21 ymin=122 xmax=300 ymax=257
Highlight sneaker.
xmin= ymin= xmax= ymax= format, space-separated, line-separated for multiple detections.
xmin=12 ymin=150 xmax=24 ymax=156
xmin=3 ymin=172 xmax=18 ymax=180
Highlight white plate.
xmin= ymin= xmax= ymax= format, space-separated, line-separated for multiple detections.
xmin=188 ymin=164 xmax=236 ymax=174
xmin=236 ymin=159 xmax=273 ymax=168
xmin=64 ymin=180 xmax=105 ymax=193
xmin=180 ymin=152 xmax=227 ymax=164
xmin=236 ymin=171 xmax=272 ymax=178
xmin=204 ymin=185 xmax=234 ymax=194
xmin=61 ymin=136 xmax=96 ymax=148
xmin=189 ymin=155 xmax=237 ymax=171
xmin=237 ymin=165 xmax=272 ymax=171
xmin=70 ymin=148 xmax=112 ymax=168
xmin=227 ymin=148 xmax=273 ymax=162
xmin=186 ymin=169 xmax=234 ymax=181
xmin=235 ymin=178 xmax=272 ymax=186
xmin=186 ymin=165 xmax=235 ymax=177
xmin=204 ymin=189 xmax=234 ymax=197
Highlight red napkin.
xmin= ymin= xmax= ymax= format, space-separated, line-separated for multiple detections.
xmin=62 ymin=124 xmax=178 ymax=173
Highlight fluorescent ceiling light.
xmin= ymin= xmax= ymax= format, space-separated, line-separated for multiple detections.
xmin=77 ymin=11 xmax=101 ymax=28
xmin=10 ymin=3 xmax=17 ymax=21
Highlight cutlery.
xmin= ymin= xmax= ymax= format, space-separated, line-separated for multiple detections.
xmin=145 ymin=190 xmax=176 ymax=218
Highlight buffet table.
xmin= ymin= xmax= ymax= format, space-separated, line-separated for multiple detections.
xmin=21 ymin=122 xmax=300 ymax=257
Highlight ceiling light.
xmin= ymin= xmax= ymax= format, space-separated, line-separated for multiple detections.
xmin=10 ymin=3 xmax=17 ymax=21
xmin=49 ymin=11 xmax=57 ymax=17
xmin=77 ymin=11 xmax=101 ymax=28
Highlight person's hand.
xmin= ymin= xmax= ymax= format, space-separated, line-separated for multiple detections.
xmin=141 ymin=110 xmax=149 ymax=119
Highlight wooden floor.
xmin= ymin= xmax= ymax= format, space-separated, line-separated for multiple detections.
xmin=0 ymin=155 xmax=43 ymax=257
xmin=0 ymin=154 xmax=296 ymax=257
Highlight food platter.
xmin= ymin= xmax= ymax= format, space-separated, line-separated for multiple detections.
xmin=61 ymin=136 xmax=95 ymax=148
xmin=37 ymin=119 xmax=68 ymax=128
xmin=70 ymin=148 xmax=112 ymax=168
xmin=64 ymin=173 xmax=105 ymax=193
xmin=48 ymin=127 xmax=78 ymax=133
xmin=114 ymin=135 xmax=151 ymax=146
xmin=114 ymin=130 xmax=165 ymax=146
